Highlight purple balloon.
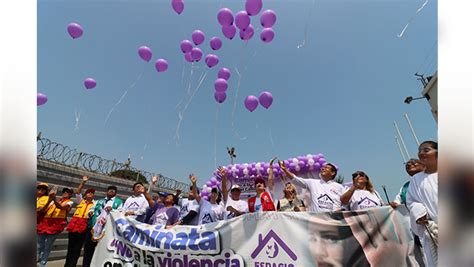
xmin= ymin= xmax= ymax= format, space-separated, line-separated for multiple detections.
xmin=192 ymin=30 xmax=205 ymax=46
xmin=191 ymin=47 xmax=203 ymax=62
xmin=244 ymin=95 xmax=259 ymax=112
xmin=240 ymin=24 xmax=254 ymax=40
xmin=245 ymin=0 xmax=263 ymax=16
xmin=214 ymin=78 xmax=228 ymax=92
xmin=37 ymin=93 xmax=48 ymax=106
xmin=260 ymin=28 xmax=275 ymax=43
xmin=205 ymin=54 xmax=219 ymax=68
xmin=184 ymin=52 xmax=193 ymax=62
xmin=217 ymin=8 xmax=234 ymax=26
xmin=180 ymin=40 xmax=193 ymax=53
xmin=84 ymin=78 xmax=96 ymax=90
xmin=218 ymin=68 xmax=231 ymax=80
xmin=260 ymin=10 xmax=277 ymax=28
xmin=258 ymin=91 xmax=273 ymax=109
xmin=210 ymin=37 xmax=222 ymax=51
xmin=214 ymin=92 xmax=227 ymax=103
xmin=211 ymin=177 xmax=217 ymax=183
xmin=171 ymin=0 xmax=184 ymax=14
xmin=67 ymin=23 xmax=83 ymax=39
xmin=222 ymin=25 xmax=237 ymax=40
xmin=206 ymin=181 xmax=213 ymax=187
xmin=155 ymin=59 xmax=169 ymax=72
xmin=235 ymin=11 xmax=251 ymax=30
xmin=138 ymin=46 xmax=152 ymax=62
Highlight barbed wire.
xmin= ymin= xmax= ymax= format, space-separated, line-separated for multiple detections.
xmin=37 ymin=136 xmax=189 ymax=191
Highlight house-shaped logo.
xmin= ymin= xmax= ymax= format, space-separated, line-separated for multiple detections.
xmin=127 ymin=202 xmax=140 ymax=209
xmin=358 ymin=197 xmax=378 ymax=206
xmin=251 ymin=230 xmax=297 ymax=261
xmin=202 ymin=213 xmax=214 ymax=223
xmin=317 ymin=194 xmax=334 ymax=203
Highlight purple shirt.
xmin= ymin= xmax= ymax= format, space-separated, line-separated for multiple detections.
xmin=150 ymin=204 xmax=179 ymax=226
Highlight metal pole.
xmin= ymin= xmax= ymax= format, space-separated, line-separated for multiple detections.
xmin=394 ymin=121 xmax=411 ymax=159
xmin=381 ymin=185 xmax=391 ymax=203
xmin=404 ymin=113 xmax=421 ymax=146
xmin=395 ymin=136 xmax=408 ymax=163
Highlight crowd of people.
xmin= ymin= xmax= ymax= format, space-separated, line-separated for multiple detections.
xmin=36 ymin=140 xmax=438 ymax=267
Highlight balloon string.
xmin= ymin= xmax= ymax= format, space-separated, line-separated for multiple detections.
xmin=174 ymin=69 xmax=208 ymax=143
xmin=74 ymin=108 xmax=81 ymax=131
xmin=176 ymin=62 xmax=195 ymax=111
xmin=269 ymin=127 xmax=275 ymax=152
xmin=231 ymin=42 xmax=249 ymax=141
xmin=297 ymin=0 xmax=316 ymax=49
xmin=397 ymin=0 xmax=430 ymax=38
xmin=214 ymin=104 xmax=220 ymax=169
xmin=104 ymin=69 xmax=145 ymax=126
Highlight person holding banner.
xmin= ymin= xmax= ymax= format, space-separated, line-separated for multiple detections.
xmin=64 ymin=176 xmax=96 ymax=267
xmin=219 ymin=167 xmax=249 ymax=219
xmin=82 ymin=185 xmax=123 ymax=267
xmin=406 ymin=141 xmax=438 ymax=267
xmin=189 ymin=174 xmax=225 ymax=224
xmin=142 ymin=175 xmax=180 ymax=227
xmin=278 ymin=161 xmax=345 ymax=212
xmin=175 ymin=184 xmax=201 ymax=226
xmin=121 ymin=182 xmax=149 ymax=222
xmin=340 ymin=171 xmax=385 ymax=211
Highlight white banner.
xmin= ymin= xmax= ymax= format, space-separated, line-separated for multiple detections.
xmin=92 ymin=206 xmax=420 ymax=267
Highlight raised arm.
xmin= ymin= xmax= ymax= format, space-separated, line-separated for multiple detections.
xmin=77 ymin=175 xmax=89 ymax=194
xmin=278 ymin=160 xmax=296 ymax=179
xmin=144 ymin=176 xmax=159 ymax=209
xmin=340 ymin=185 xmax=357 ymax=205
xmin=268 ymin=157 xmax=277 ymax=193
xmin=278 ymin=160 xmax=307 ymax=189
xmin=219 ymin=167 xmax=228 ymax=202
xmin=189 ymin=174 xmax=201 ymax=203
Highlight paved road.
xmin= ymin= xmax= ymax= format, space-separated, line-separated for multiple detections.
xmin=46 ymin=257 xmax=82 ymax=267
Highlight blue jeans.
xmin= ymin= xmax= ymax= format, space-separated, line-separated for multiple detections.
xmin=37 ymin=233 xmax=59 ymax=267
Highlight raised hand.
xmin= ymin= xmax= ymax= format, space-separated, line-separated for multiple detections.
xmin=218 ymin=166 xmax=227 ymax=178
xmin=270 ymin=157 xmax=277 ymax=165
xmin=82 ymin=175 xmax=89 ymax=182
xmin=189 ymin=174 xmax=197 ymax=184
xmin=278 ymin=160 xmax=286 ymax=171
xmin=152 ymin=175 xmax=158 ymax=184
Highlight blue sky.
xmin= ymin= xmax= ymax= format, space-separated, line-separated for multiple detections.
xmin=38 ymin=0 xmax=437 ymax=197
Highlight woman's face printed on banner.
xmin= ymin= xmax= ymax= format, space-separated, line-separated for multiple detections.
xmin=308 ymin=215 xmax=365 ymax=267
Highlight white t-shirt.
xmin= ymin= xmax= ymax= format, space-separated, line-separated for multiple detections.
xmin=198 ymin=199 xmax=225 ymax=224
xmin=178 ymin=198 xmax=200 ymax=225
xmin=292 ymin=176 xmax=345 ymax=212
xmin=406 ymin=172 xmax=438 ymax=237
xmin=122 ymin=194 xmax=149 ymax=219
xmin=224 ymin=198 xmax=249 ymax=219
xmin=348 ymin=189 xmax=384 ymax=211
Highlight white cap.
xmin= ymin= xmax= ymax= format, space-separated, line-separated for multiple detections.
xmin=230 ymin=184 xmax=241 ymax=191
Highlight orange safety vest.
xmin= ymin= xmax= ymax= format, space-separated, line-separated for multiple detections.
xmin=73 ymin=199 xmax=95 ymax=218
xmin=36 ymin=196 xmax=49 ymax=210
xmin=44 ymin=198 xmax=71 ymax=219
xmin=248 ymin=192 xmax=276 ymax=212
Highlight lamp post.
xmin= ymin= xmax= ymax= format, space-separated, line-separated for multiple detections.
xmin=227 ymin=147 xmax=236 ymax=165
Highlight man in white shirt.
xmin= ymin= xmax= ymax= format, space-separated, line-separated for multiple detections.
xmin=406 ymin=141 xmax=438 ymax=267
xmin=279 ymin=161 xmax=345 ymax=213
xmin=121 ymin=182 xmax=149 ymax=222
xmin=176 ymin=185 xmax=201 ymax=226
xmin=219 ymin=167 xmax=249 ymax=219
xmin=188 ymin=175 xmax=225 ymax=224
